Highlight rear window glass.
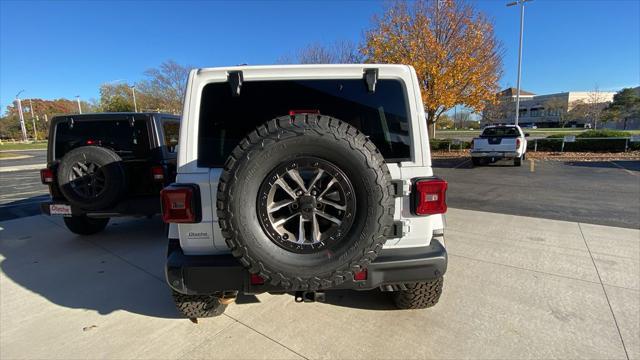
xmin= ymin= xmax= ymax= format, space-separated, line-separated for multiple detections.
xmin=54 ymin=119 xmax=150 ymax=160
xmin=481 ymin=127 xmax=519 ymax=138
xmin=162 ymin=120 xmax=180 ymax=154
xmin=198 ymin=79 xmax=411 ymax=167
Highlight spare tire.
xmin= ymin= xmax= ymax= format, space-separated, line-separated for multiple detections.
xmin=217 ymin=114 xmax=395 ymax=290
xmin=57 ymin=146 xmax=126 ymax=210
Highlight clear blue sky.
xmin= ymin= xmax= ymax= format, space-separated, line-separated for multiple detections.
xmin=1 ymin=0 xmax=639 ymax=112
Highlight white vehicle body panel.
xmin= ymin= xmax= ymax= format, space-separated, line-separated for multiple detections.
xmin=174 ymin=64 xmax=441 ymax=255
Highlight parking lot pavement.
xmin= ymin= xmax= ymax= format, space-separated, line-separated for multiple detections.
xmin=434 ymin=158 xmax=640 ymax=229
xmin=0 ymin=169 xmax=49 ymax=221
xmin=1 ymin=210 xmax=637 ymax=359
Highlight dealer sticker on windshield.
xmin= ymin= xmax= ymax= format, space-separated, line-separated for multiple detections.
xmin=50 ymin=204 xmax=72 ymax=215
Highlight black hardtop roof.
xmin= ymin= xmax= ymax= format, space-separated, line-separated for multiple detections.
xmin=51 ymin=112 xmax=179 ymax=122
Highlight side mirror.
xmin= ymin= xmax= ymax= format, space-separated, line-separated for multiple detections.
xmin=524 ymin=133 xmax=530 ymax=137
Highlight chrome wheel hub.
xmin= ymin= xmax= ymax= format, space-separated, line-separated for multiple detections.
xmin=257 ymin=157 xmax=356 ymax=253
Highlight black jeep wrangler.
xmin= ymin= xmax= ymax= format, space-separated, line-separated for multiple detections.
xmin=40 ymin=112 xmax=180 ymax=235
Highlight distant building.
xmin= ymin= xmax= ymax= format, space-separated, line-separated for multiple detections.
xmin=483 ymin=88 xmax=616 ymax=127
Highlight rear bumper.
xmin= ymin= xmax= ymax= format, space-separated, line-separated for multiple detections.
xmin=166 ymin=238 xmax=448 ymax=295
xmin=470 ymin=151 xmax=519 ymax=158
xmin=40 ymin=196 xmax=160 ymax=218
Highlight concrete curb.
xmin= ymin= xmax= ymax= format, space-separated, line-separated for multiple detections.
xmin=0 ymin=163 xmax=46 ymax=173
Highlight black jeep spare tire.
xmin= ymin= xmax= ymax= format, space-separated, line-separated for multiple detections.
xmin=217 ymin=114 xmax=395 ymax=290
xmin=57 ymin=146 xmax=126 ymax=210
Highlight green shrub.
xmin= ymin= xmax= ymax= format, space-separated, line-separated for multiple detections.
xmin=430 ymin=139 xmax=471 ymax=150
xmin=577 ymin=129 xmax=632 ymax=138
xmin=528 ymin=137 xmax=635 ymax=152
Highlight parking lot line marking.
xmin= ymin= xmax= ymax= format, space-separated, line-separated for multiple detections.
xmin=609 ymin=161 xmax=638 ymax=176
xmin=529 ymin=159 xmax=535 ymax=172
xmin=454 ymin=159 xmax=471 ymax=169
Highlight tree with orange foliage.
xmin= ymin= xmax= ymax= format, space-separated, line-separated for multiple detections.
xmin=362 ymin=0 xmax=503 ymax=137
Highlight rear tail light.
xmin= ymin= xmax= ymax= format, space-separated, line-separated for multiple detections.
xmin=354 ymin=269 xmax=368 ymax=281
xmin=412 ymin=178 xmax=448 ymax=215
xmin=160 ymin=184 xmax=201 ymax=223
xmin=40 ymin=168 xmax=54 ymax=184
xmin=516 ymin=138 xmax=521 ymax=148
xmin=151 ymin=166 xmax=165 ymax=181
xmin=250 ymin=274 xmax=265 ymax=285
xmin=289 ymin=109 xmax=320 ymax=116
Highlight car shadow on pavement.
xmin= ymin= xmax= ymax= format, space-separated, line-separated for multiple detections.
xmin=1 ymin=215 xmax=406 ymax=319
xmin=432 ymin=158 xmax=471 ymax=169
xmin=564 ymin=160 xmax=640 ymax=171
xmin=321 ymin=289 xmax=397 ymax=310
xmin=0 ymin=215 xmax=183 ymax=319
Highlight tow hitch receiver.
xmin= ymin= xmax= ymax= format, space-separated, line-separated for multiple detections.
xmin=294 ymin=291 xmax=326 ymax=303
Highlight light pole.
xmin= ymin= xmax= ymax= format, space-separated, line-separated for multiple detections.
xmin=29 ymin=98 xmax=37 ymax=141
xmin=130 ymin=85 xmax=138 ymax=112
xmin=507 ymin=0 xmax=532 ymax=126
xmin=15 ymin=90 xmax=28 ymax=141
xmin=76 ymin=96 xmax=82 ymax=114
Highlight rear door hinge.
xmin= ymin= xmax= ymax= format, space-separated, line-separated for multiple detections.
xmin=386 ymin=220 xmax=410 ymax=239
xmin=364 ymin=68 xmax=378 ymax=93
xmin=228 ymin=71 xmax=243 ymax=97
xmin=391 ymin=179 xmax=411 ymax=197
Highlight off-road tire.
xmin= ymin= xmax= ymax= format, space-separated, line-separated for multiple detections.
xmin=471 ymin=158 xmax=482 ymax=166
xmin=393 ymin=277 xmax=444 ymax=309
xmin=63 ymin=216 xmax=109 ymax=235
xmin=57 ymin=146 xmax=126 ymax=210
xmin=171 ymin=291 xmax=227 ymax=318
xmin=514 ymin=156 xmax=522 ymax=167
xmin=217 ymin=114 xmax=395 ymax=290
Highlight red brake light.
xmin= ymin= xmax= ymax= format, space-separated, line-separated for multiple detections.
xmin=516 ymin=138 xmax=521 ymax=148
xmin=289 ymin=109 xmax=320 ymax=116
xmin=413 ymin=178 xmax=448 ymax=215
xmin=40 ymin=168 xmax=54 ymax=184
xmin=250 ymin=274 xmax=265 ymax=285
xmin=161 ymin=186 xmax=197 ymax=223
xmin=151 ymin=166 xmax=165 ymax=181
xmin=354 ymin=270 xmax=368 ymax=281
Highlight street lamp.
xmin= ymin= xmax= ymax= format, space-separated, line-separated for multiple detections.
xmin=507 ymin=0 xmax=532 ymax=126
xmin=130 ymin=85 xmax=138 ymax=112
xmin=75 ymin=96 xmax=83 ymax=114
xmin=14 ymin=90 xmax=28 ymax=141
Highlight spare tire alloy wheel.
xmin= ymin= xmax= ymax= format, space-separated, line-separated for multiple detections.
xmin=69 ymin=161 xmax=106 ymax=199
xmin=217 ymin=115 xmax=395 ymax=290
xmin=257 ymin=157 xmax=356 ymax=253
xmin=57 ymin=146 xmax=126 ymax=210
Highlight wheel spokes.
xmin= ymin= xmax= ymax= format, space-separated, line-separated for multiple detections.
xmin=287 ymin=169 xmax=307 ymax=193
xmin=268 ymin=199 xmax=294 ymax=213
xmin=318 ymin=198 xmax=347 ymax=211
xmin=274 ymin=178 xmax=298 ymax=199
xmin=273 ymin=212 xmax=300 ymax=227
xmin=316 ymin=210 xmax=342 ymax=225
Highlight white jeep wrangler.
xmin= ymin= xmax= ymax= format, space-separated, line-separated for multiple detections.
xmin=162 ymin=64 xmax=448 ymax=318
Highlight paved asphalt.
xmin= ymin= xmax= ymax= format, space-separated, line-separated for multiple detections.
xmin=0 ymin=150 xmax=49 ymax=221
xmin=434 ymin=157 xmax=640 ymax=229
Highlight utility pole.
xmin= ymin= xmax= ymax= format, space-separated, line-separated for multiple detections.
xmin=76 ymin=96 xmax=82 ymax=114
xmin=15 ymin=90 xmax=27 ymax=141
xmin=507 ymin=0 xmax=532 ymax=126
xmin=29 ymin=99 xmax=37 ymax=141
xmin=131 ymin=85 xmax=138 ymax=112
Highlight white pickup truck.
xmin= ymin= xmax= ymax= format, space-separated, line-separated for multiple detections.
xmin=470 ymin=125 xmax=528 ymax=166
